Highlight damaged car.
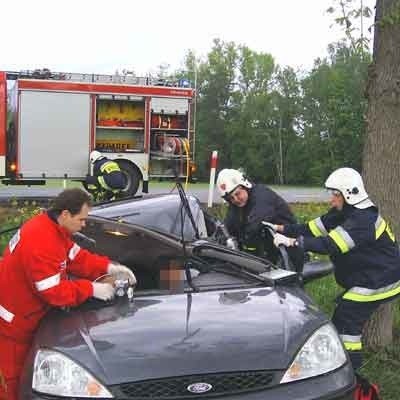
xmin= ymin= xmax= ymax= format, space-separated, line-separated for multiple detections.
xmin=19 ymin=190 xmax=356 ymax=399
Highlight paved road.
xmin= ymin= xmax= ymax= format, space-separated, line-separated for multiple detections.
xmin=0 ymin=184 xmax=329 ymax=204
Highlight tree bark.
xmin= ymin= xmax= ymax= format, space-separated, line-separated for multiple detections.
xmin=362 ymin=0 xmax=400 ymax=348
xmin=363 ymin=303 xmax=394 ymax=348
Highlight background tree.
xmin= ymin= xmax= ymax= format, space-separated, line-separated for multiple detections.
xmin=301 ymin=43 xmax=370 ymax=183
xmin=191 ymin=39 xmax=239 ymax=178
xmin=183 ymin=38 xmax=369 ymax=184
xmin=229 ymin=46 xmax=276 ymax=181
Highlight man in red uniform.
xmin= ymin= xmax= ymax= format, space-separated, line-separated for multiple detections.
xmin=0 ymin=188 xmax=136 ymax=400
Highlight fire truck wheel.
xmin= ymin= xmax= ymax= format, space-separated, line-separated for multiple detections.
xmin=115 ymin=160 xmax=141 ymax=196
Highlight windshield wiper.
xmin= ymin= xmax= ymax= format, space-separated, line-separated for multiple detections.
xmin=175 ymin=181 xmax=198 ymax=291
xmin=176 ymin=181 xmax=200 ymax=240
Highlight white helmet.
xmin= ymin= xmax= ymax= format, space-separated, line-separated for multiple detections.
xmin=324 ymin=167 xmax=374 ymax=209
xmin=216 ymin=169 xmax=252 ymax=199
xmin=89 ymin=150 xmax=103 ymax=164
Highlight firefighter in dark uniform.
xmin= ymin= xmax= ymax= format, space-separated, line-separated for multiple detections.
xmin=271 ymin=167 xmax=400 ymax=374
xmin=216 ymin=168 xmax=304 ymax=272
xmin=86 ymin=151 xmax=126 ymax=200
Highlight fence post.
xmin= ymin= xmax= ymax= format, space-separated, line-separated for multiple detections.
xmin=207 ymin=151 xmax=218 ymax=208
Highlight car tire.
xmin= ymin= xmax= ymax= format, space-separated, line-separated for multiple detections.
xmin=115 ymin=160 xmax=141 ymax=197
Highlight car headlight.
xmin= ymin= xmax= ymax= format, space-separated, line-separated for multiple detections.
xmin=32 ymin=349 xmax=113 ymax=398
xmin=280 ymin=323 xmax=347 ymax=383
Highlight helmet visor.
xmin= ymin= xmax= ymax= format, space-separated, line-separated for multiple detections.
xmin=326 ymin=188 xmax=342 ymax=197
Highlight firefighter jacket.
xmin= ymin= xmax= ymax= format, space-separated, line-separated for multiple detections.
xmin=283 ymin=205 xmax=400 ymax=300
xmin=225 ymin=184 xmax=297 ymax=255
xmin=93 ymin=158 xmax=126 ymax=191
xmin=0 ymin=212 xmax=109 ymax=342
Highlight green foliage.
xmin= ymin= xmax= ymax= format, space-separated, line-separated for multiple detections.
xmin=361 ymin=346 xmax=399 ymax=400
xmin=0 ymin=201 xmax=41 ymax=252
xmin=326 ymin=0 xmax=373 ymax=51
xmin=290 ymin=202 xmax=329 ymax=223
xmin=305 ymin=275 xmax=341 ymax=316
xmin=206 ymin=202 xmax=229 ymax=222
xmin=300 ymin=44 xmax=370 ymax=183
xmin=182 ymin=39 xmax=370 ymax=185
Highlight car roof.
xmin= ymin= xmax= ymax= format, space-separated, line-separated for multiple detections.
xmin=90 ymin=193 xmax=206 ymax=240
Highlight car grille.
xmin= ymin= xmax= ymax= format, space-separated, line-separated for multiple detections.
xmin=114 ymin=371 xmax=277 ymax=399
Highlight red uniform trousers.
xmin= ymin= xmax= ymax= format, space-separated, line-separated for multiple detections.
xmin=0 ymin=335 xmax=31 ymax=400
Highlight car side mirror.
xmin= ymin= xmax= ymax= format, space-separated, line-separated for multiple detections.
xmin=302 ymin=260 xmax=334 ymax=283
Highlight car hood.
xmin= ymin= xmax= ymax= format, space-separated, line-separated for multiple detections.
xmin=36 ymin=287 xmax=327 ymax=384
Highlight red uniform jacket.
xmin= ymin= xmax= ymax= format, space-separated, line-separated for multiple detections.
xmin=0 ymin=212 xmax=109 ymax=342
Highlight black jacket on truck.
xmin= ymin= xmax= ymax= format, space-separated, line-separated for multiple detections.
xmin=91 ymin=158 xmax=126 ymax=191
xmin=284 ymin=205 xmax=400 ymax=293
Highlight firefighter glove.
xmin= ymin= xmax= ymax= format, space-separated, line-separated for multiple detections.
xmin=92 ymin=282 xmax=115 ymax=301
xmin=273 ymin=233 xmax=296 ymax=248
xmin=107 ymin=263 xmax=137 ymax=286
xmin=226 ymin=237 xmax=238 ymax=250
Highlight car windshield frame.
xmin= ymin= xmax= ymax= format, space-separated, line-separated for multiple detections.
xmin=76 ymin=214 xmax=298 ymax=303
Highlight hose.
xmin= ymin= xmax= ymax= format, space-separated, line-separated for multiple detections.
xmin=181 ymin=138 xmax=190 ymax=191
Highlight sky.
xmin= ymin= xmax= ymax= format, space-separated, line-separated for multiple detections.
xmin=1 ymin=0 xmax=376 ymax=77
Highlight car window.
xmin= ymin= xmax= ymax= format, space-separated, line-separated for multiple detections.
xmin=76 ymin=216 xmax=261 ymax=296
xmin=80 ymin=217 xmax=184 ymax=290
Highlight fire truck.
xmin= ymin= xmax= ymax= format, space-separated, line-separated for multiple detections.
xmin=0 ymin=69 xmax=196 ymax=195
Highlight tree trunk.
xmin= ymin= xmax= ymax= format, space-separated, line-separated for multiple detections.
xmin=362 ymin=0 xmax=400 ymax=348
xmin=363 ymin=303 xmax=394 ymax=349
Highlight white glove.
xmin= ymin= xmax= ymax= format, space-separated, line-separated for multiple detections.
xmin=107 ymin=263 xmax=137 ymax=286
xmin=92 ymin=282 xmax=115 ymax=301
xmin=226 ymin=237 xmax=238 ymax=250
xmin=261 ymin=221 xmax=278 ymax=232
xmin=273 ymin=233 xmax=296 ymax=248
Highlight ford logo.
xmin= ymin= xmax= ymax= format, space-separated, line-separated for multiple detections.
xmin=187 ymin=382 xmax=213 ymax=394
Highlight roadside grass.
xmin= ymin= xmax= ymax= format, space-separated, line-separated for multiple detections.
xmin=0 ymin=200 xmax=398 ymax=398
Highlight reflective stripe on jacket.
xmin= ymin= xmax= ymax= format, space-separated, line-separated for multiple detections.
xmin=283 ymin=206 xmax=400 ymax=295
xmin=340 ymin=334 xmax=362 ymax=351
xmin=93 ymin=158 xmax=125 ymax=191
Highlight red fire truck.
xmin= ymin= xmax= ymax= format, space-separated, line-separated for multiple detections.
xmin=0 ymin=69 xmax=196 ymax=195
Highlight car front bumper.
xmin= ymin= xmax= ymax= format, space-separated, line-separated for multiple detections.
xmin=25 ymin=364 xmax=355 ymax=400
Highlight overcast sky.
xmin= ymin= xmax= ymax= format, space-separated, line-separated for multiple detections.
xmin=1 ymin=0 xmax=375 ymax=77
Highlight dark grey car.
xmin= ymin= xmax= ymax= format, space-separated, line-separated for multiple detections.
xmin=19 ymin=194 xmax=355 ymax=399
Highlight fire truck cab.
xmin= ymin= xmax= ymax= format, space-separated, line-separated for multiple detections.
xmin=0 ymin=69 xmax=196 ymax=196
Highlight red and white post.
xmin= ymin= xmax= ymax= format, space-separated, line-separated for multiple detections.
xmin=207 ymin=150 xmax=218 ymax=208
